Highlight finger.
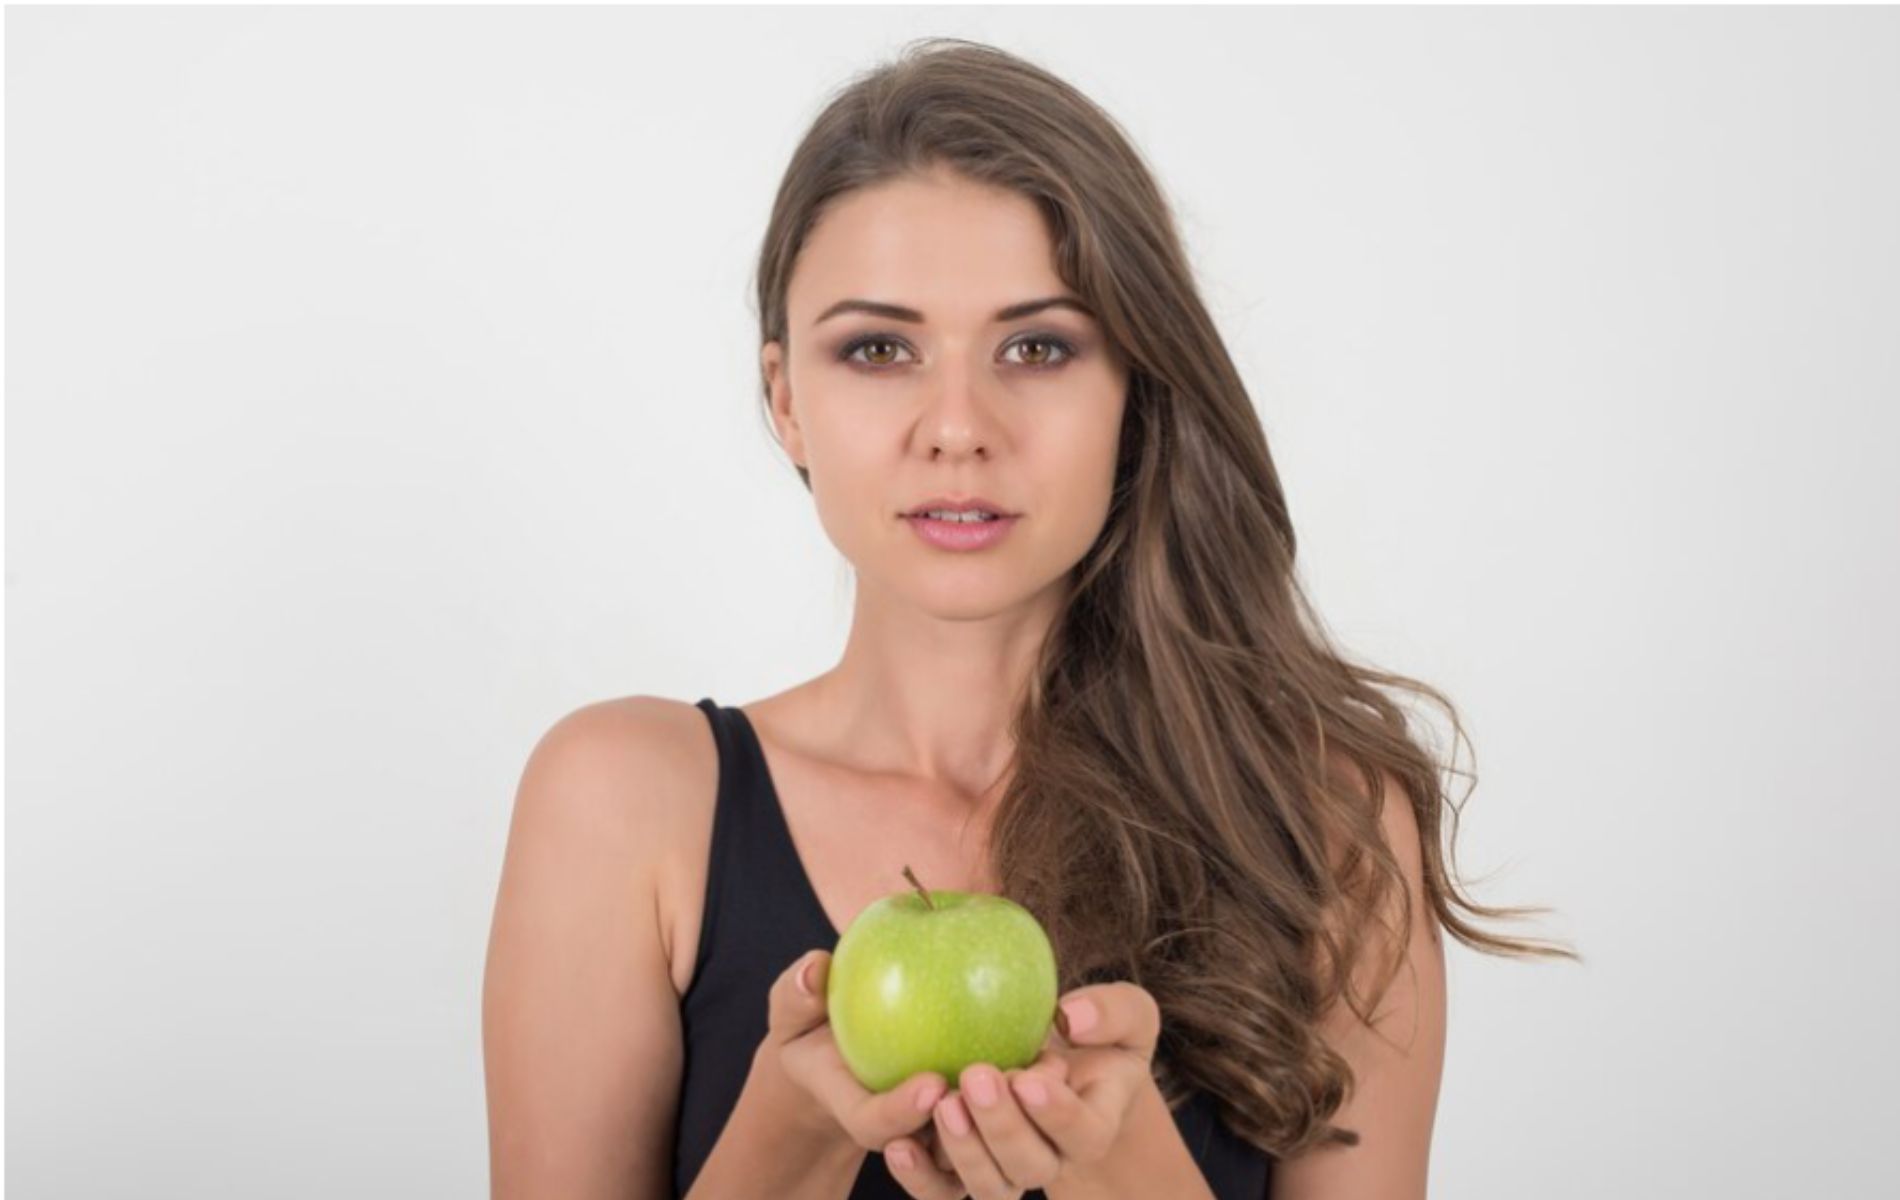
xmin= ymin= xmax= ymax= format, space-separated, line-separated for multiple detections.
xmin=933 ymin=1092 xmax=1016 ymax=1199
xmin=1055 ymin=982 xmax=1162 ymax=1061
xmin=959 ymin=1063 xmax=1061 ymax=1191
xmin=775 ymin=1031 xmax=943 ymax=1149
xmin=766 ymin=949 xmax=833 ymax=1043
xmin=882 ymin=1136 xmax=966 ymax=1200
xmin=773 ymin=1017 xmax=946 ymax=1149
xmin=1007 ymin=1068 xmax=1116 ymax=1165
xmin=804 ymin=1061 xmax=945 ymax=1151
xmin=1028 ymin=1045 xmax=1072 ymax=1087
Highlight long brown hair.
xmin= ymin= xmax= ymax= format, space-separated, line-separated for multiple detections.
xmin=751 ymin=37 xmax=1581 ymax=1159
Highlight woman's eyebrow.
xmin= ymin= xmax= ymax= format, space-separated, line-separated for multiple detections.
xmin=815 ymin=295 xmax=1095 ymax=325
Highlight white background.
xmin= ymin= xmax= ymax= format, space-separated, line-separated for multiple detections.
xmin=7 ymin=7 xmax=1897 ymax=1198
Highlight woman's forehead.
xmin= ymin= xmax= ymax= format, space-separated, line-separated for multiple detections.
xmin=792 ymin=177 xmax=1063 ymax=307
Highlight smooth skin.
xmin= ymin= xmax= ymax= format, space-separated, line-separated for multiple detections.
xmin=758 ymin=162 xmax=1128 ymax=812
xmin=757 ymin=164 xmax=1145 ymax=1195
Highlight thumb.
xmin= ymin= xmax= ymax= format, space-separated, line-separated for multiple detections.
xmin=767 ymin=949 xmax=832 ymax=1042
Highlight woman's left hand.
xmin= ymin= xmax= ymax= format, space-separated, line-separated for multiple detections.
xmin=881 ymin=981 xmax=1162 ymax=1199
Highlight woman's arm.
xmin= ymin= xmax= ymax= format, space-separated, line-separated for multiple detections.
xmin=484 ymin=703 xmax=687 ymax=1198
xmin=684 ymin=1040 xmax=869 ymax=1199
xmin=1270 ymin=771 xmax=1447 ymax=1200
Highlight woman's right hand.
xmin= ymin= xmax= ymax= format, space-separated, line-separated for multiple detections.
xmin=764 ymin=948 xmax=952 ymax=1152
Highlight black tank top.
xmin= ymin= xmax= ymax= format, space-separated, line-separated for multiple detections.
xmin=672 ymin=698 xmax=1273 ymax=1199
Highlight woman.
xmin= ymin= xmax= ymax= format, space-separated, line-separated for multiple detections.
xmin=484 ymin=37 xmax=1579 ymax=1200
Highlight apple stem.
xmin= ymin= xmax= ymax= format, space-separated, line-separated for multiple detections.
xmin=902 ymin=864 xmax=937 ymax=911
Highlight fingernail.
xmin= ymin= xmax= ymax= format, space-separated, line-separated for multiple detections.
xmin=796 ymin=956 xmax=815 ymax=995
xmin=888 ymin=1144 xmax=915 ymax=1171
xmin=915 ymin=1080 xmax=945 ymax=1112
xmin=938 ymin=1095 xmax=971 ymax=1137
xmin=1060 ymin=997 xmax=1097 ymax=1037
xmin=1013 ymin=1074 xmax=1049 ymax=1108
xmin=967 ymin=1069 xmax=998 ymax=1108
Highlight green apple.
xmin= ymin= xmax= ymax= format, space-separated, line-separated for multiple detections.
xmin=827 ymin=865 xmax=1059 ymax=1093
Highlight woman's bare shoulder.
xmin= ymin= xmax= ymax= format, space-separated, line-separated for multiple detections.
xmin=528 ymin=695 xmax=717 ymax=834
xmin=486 ymin=694 xmax=715 ymax=1196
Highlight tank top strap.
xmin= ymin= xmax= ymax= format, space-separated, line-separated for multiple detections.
xmin=677 ymin=698 xmax=867 ymax=1197
xmin=686 ymin=699 xmax=835 ymax=1002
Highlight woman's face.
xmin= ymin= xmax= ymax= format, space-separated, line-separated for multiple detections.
xmin=761 ymin=168 xmax=1129 ymax=618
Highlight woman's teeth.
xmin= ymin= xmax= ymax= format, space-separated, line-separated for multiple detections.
xmin=918 ymin=510 xmax=998 ymax=523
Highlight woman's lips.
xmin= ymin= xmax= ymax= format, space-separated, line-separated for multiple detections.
xmin=902 ymin=513 xmax=1021 ymax=551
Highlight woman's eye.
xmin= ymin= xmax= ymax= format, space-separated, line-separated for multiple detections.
xmin=837 ymin=333 xmax=1079 ymax=372
xmin=840 ymin=336 xmax=914 ymax=368
xmin=1004 ymin=335 xmax=1077 ymax=369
